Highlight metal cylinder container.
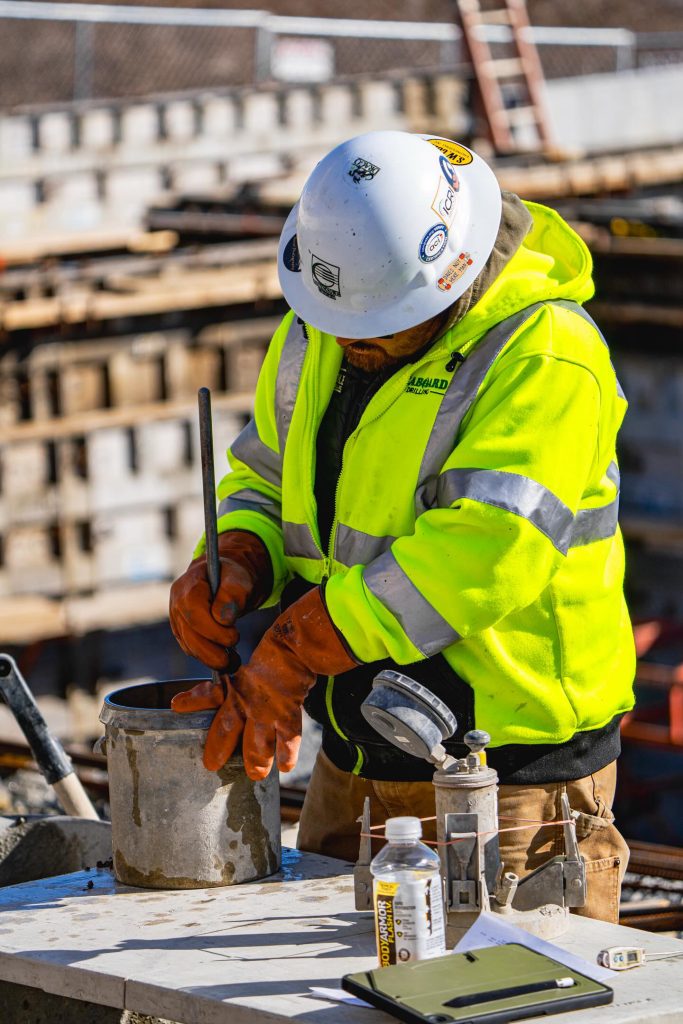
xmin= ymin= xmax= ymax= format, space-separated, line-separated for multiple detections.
xmin=99 ymin=679 xmax=281 ymax=889
xmin=433 ymin=762 xmax=501 ymax=890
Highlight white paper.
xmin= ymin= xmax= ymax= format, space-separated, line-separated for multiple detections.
xmin=453 ymin=911 xmax=614 ymax=983
xmin=309 ymin=986 xmax=373 ymax=1008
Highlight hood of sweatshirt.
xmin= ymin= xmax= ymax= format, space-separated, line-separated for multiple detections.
xmin=438 ymin=197 xmax=596 ymax=357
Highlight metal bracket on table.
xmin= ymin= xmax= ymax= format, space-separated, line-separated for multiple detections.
xmin=353 ymin=796 xmax=373 ymax=911
xmin=512 ymin=793 xmax=587 ymax=911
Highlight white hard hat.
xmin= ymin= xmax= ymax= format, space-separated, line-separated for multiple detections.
xmin=277 ymin=130 xmax=502 ymax=339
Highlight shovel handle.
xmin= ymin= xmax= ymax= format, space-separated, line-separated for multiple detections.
xmin=0 ymin=654 xmax=99 ymax=820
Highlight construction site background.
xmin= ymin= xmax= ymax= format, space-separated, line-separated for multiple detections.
xmin=2 ymin=0 xmax=683 ymax=105
xmin=0 ymin=1 xmax=682 ymax=929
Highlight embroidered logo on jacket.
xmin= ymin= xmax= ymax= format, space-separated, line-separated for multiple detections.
xmin=406 ymin=375 xmax=449 ymax=396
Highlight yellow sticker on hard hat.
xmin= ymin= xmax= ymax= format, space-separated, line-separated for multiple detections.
xmin=427 ymin=138 xmax=473 ymax=166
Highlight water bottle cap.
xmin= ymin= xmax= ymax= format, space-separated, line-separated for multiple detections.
xmin=385 ymin=816 xmax=422 ymax=841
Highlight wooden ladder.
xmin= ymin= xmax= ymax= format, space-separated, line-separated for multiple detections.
xmin=457 ymin=0 xmax=553 ymax=154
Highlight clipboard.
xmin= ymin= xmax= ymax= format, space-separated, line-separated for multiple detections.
xmin=342 ymin=943 xmax=613 ymax=1024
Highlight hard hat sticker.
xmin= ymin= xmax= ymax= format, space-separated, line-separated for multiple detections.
xmin=427 ymin=138 xmax=474 ymax=166
xmin=431 ymin=175 xmax=458 ymax=228
xmin=348 ymin=157 xmax=381 ymax=184
xmin=312 ymin=255 xmax=341 ymax=300
xmin=419 ymin=224 xmax=448 ymax=263
xmin=282 ymin=234 xmax=301 ymax=272
xmin=439 ymin=155 xmax=460 ymax=189
xmin=437 ymin=252 xmax=474 ymax=291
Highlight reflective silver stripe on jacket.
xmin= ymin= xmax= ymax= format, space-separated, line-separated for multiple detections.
xmin=571 ymin=499 xmax=620 ymax=547
xmin=334 ymin=524 xmax=396 ymax=566
xmin=283 ymin=521 xmax=320 ymax=560
xmin=276 ymin=316 xmax=309 ymax=455
xmin=436 ymin=468 xmax=575 ymax=555
xmin=436 ymin=466 xmax=620 ymax=552
xmin=415 ymin=303 xmax=546 ymax=517
xmin=218 ymin=488 xmax=281 ymax=525
xmin=227 ymin=315 xmax=307 ymax=528
xmin=554 ymin=299 xmax=626 ymax=401
xmin=364 ymin=550 xmax=461 ymax=657
xmin=231 ymin=419 xmax=281 ymax=488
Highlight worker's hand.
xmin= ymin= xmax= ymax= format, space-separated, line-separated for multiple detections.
xmin=172 ymin=586 xmax=358 ymax=779
xmin=169 ymin=530 xmax=273 ymax=671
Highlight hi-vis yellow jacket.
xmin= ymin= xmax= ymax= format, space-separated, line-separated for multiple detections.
xmin=211 ymin=202 xmax=636 ymax=749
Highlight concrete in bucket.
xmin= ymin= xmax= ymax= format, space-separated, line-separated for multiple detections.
xmin=99 ymin=679 xmax=281 ymax=888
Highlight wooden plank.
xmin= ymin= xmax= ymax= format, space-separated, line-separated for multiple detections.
xmin=496 ymin=145 xmax=683 ymax=200
xmin=66 ymin=582 xmax=174 ymax=636
xmin=0 ymin=390 xmax=254 ymax=444
xmin=1 ymin=263 xmax=282 ymax=331
xmin=0 ymin=229 xmax=175 ymax=267
xmin=621 ymin=515 xmax=683 ymax=548
xmin=0 ymin=595 xmax=67 ymax=644
xmin=587 ymin=302 xmax=683 ymax=327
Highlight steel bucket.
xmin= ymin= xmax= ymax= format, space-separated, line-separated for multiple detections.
xmin=99 ymin=679 xmax=281 ymax=889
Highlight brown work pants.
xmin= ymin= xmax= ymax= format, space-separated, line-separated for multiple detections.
xmin=297 ymin=750 xmax=629 ymax=923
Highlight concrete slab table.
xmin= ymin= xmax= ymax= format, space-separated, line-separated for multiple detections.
xmin=0 ymin=849 xmax=682 ymax=1023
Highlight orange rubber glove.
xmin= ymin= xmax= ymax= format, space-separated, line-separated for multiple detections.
xmin=171 ymin=586 xmax=359 ymax=779
xmin=169 ymin=530 xmax=272 ymax=670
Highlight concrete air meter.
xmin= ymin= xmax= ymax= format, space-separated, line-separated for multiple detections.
xmin=357 ymin=670 xmax=587 ymax=943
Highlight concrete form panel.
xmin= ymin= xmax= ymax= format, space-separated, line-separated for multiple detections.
xmin=546 ymin=65 xmax=683 ymax=154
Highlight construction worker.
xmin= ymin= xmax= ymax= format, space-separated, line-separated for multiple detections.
xmin=170 ymin=131 xmax=635 ymax=922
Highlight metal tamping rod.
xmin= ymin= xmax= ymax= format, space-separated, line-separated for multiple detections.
xmin=198 ymin=388 xmax=241 ymax=683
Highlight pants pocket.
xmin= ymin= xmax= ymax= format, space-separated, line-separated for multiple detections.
xmin=573 ymin=807 xmax=615 ymax=840
xmin=573 ymin=854 xmax=623 ymax=924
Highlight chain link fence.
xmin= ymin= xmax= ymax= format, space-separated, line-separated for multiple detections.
xmin=1 ymin=4 xmax=682 ymax=108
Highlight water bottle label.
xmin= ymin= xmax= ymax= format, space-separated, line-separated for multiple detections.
xmin=373 ymin=875 xmax=445 ymax=967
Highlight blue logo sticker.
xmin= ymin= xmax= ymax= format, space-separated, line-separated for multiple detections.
xmin=439 ymin=154 xmax=456 ymax=186
xmin=282 ymin=234 xmax=301 ymax=272
xmin=419 ymin=224 xmax=448 ymax=264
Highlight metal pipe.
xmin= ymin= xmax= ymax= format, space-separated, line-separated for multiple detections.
xmin=197 ymin=387 xmax=241 ymax=680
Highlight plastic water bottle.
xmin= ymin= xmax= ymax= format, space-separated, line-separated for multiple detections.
xmin=370 ymin=816 xmax=446 ymax=968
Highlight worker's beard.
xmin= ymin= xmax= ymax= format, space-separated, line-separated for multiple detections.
xmin=343 ymin=343 xmax=402 ymax=371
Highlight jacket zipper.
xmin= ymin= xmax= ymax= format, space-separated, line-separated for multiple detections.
xmin=300 ymin=320 xmax=331 ymax=578
xmin=322 ymin=359 xmax=440 ymax=778
xmin=326 ymin=356 xmax=446 ymax=566
xmin=315 ymin=342 xmax=462 ymax=776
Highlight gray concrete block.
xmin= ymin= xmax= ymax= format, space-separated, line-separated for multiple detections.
xmin=120 ymin=105 xmax=159 ymax=148
xmin=243 ymin=92 xmax=279 ymax=134
xmin=0 ymin=980 xmax=178 ymax=1024
xmin=81 ymin=108 xmax=116 ymax=150
xmin=0 ymin=815 xmax=112 ymax=887
xmin=164 ymin=101 xmax=196 ymax=141
xmin=0 ymin=116 xmax=33 ymax=161
xmin=38 ymin=112 xmax=73 ymax=154
xmin=201 ymin=96 xmax=238 ymax=138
